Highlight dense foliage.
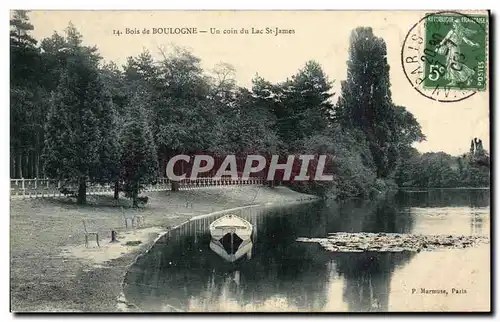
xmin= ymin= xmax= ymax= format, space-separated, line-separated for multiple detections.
xmin=394 ymin=147 xmax=490 ymax=188
xmin=120 ymin=96 xmax=159 ymax=205
xmin=10 ymin=12 xmax=490 ymax=203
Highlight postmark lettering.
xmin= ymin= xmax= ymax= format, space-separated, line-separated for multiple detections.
xmin=401 ymin=11 xmax=488 ymax=102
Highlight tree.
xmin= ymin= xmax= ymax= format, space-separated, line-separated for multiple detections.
xmin=10 ymin=20 xmax=106 ymax=180
xmin=123 ymin=50 xmax=159 ymax=99
xmin=393 ymin=105 xmax=426 ymax=148
xmin=10 ymin=10 xmax=36 ymax=44
xmin=94 ymin=97 xmax=122 ymax=199
xmin=10 ymin=10 xmax=39 ymax=84
xmin=394 ymin=147 xmax=490 ymax=188
xmin=334 ymin=27 xmax=398 ymax=178
xmin=98 ymin=63 xmax=126 ymax=199
xmin=253 ymin=61 xmax=333 ymax=151
xmin=155 ymin=46 xmax=213 ymax=148
xmin=10 ymin=10 xmax=45 ymax=179
xmin=210 ymin=62 xmax=237 ymax=105
xmin=292 ymin=126 xmax=376 ymax=199
xmin=64 ymin=22 xmax=101 ymax=63
xmin=389 ymin=105 xmax=426 ymax=181
xmin=285 ymin=60 xmax=334 ymax=139
xmin=39 ymin=23 xmax=101 ymax=92
xmin=120 ymin=96 xmax=159 ymax=206
xmin=100 ymin=61 xmax=128 ymax=114
xmin=43 ymin=48 xmax=115 ymax=204
xmin=209 ymin=87 xmax=279 ymax=155
xmin=153 ymin=46 xmax=216 ymax=188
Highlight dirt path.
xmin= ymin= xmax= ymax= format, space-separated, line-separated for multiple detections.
xmin=10 ymin=186 xmax=316 ymax=312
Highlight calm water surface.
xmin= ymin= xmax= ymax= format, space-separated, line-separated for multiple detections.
xmin=123 ymin=189 xmax=490 ymax=312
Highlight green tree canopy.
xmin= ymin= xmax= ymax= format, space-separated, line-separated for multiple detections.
xmin=120 ymin=95 xmax=159 ymax=206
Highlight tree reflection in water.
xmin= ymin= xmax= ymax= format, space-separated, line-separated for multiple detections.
xmin=123 ymin=190 xmax=487 ymax=312
xmin=334 ymin=251 xmax=414 ymax=312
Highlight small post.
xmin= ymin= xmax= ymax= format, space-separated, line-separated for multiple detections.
xmin=46 ymin=178 xmax=49 ymax=189
xmin=110 ymin=230 xmax=119 ymax=243
xmin=21 ymin=178 xmax=25 ymax=190
xmin=34 ymin=178 xmax=37 ymax=189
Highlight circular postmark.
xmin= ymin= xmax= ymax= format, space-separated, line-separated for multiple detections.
xmin=401 ymin=11 xmax=488 ymax=102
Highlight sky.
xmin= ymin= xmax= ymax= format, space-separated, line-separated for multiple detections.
xmin=26 ymin=10 xmax=490 ymax=156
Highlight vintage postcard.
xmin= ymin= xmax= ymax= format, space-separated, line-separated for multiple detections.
xmin=9 ymin=10 xmax=490 ymax=313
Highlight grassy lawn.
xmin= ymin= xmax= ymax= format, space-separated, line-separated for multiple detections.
xmin=10 ymin=186 xmax=314 ymax=312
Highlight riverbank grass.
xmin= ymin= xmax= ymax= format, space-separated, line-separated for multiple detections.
xmin=10 ymin=186 xmax=316 ymax=312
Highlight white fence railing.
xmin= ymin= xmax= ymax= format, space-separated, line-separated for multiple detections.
xmin=10 ymin=177 xmax=266 ymax=199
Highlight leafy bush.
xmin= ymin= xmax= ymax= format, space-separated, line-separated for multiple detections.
xmin=290 ymin=127 xmax=378 ymax=199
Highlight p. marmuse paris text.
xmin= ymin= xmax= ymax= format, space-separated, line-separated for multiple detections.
xmin=411 ymin=288 xmax=468 ymax=295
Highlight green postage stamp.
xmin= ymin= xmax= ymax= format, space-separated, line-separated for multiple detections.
xmin=423 ymin=14 xmax=488 ymax=91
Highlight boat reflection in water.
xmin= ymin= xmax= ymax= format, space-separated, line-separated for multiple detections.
xmin=209 ymin=214 xmax=253 ymax=262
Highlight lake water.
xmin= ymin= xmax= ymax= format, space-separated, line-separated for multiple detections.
xmin=123 ymin=189 xmax=491 ymax=312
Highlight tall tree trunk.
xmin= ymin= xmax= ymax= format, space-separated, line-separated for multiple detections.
xmin=23 ymin=154 xmax=27 ymax=178
xmin=11 ymin=155 xmax=15 ymax=178
xmin=30 ymin=151 xmax=35 ymax=178
xmin=114 ymin=181 xmax=119 ymax=200
xmin=32 ymin=151 xmax=36 ymax=178
xmin=35 ymin=130 xmax=41 ymax=179
xmin=77 ymin=177 xmax=87 ymax=204
xmin=158 ymin=156 xmax=164 ymax=178
xmin=35 ymin=152 xmax=40 ymax=178
xmin=17 ymin=153 xmax=22 ymax=178
xmin=132 ymin=182 xmax=139 ymax=207
xmin=24 ymin=154 xmax=29 ymax=178
xmin=28 ymin=152 xmax=32 ymax=178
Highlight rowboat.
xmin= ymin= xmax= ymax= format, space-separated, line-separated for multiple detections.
xmin=209 ymin=214 xmax=253 ymax=262
xmin=209 ymin=239 xmax=253 ymax=262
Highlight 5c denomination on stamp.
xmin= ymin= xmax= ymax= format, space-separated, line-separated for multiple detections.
xmin=401 ymin=11 xmax=488 ymax=102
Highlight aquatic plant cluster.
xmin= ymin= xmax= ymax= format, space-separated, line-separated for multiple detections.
xmin=297 ymin=233 xmax=489 ymax=252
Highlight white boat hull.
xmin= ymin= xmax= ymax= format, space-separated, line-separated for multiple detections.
xmin=209 ymin=214 xmax=254 ymax=262
xmin=209 ymin=214 xmax=253 ymax=241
